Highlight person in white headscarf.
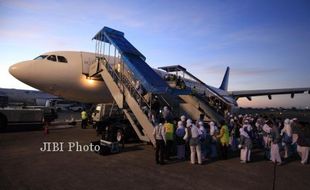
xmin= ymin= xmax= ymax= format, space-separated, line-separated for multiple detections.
xmin=175 ymin=121 xmax=186 ymax=160
xmin=209 ymin=121 xmax=218 ymax=159
xmin=184 ymin=119 xmax=202 ymax=164
xmin=239 ymin=127 xmax=252 ymax=163
xmin=281 ymin=118 xmax=293 ymax=158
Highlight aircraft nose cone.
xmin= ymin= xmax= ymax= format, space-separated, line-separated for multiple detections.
xmin=9 ymin=63 xmax=20 ymax=78
xmin=9 ymin=61 xmax=31 ymax=82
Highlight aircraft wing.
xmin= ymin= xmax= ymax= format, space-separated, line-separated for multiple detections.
xmin=229 ymin=87 xmax=310 ymax=100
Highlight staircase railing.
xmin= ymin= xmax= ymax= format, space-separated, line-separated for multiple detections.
xmin=101 ymin=57 xmax=151 ymax=111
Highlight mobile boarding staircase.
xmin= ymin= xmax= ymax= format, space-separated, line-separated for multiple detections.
xmin=84 ymin=27 xmax=232 ymax=146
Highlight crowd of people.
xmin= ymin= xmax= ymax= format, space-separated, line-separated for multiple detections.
xmin=152 ymin=108 xmax=310 ymax=166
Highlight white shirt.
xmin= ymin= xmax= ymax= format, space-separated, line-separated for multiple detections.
xmin=191 ymin=125 xmax=201 ymax=138
xmin=183 ymin=124 xmax=201 ymax=140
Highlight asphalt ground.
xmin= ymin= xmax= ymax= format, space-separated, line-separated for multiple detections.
xmin=0 ymin=126 xmax=309 ymax=190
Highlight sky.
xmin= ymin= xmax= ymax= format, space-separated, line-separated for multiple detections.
xmin=0 ymin=0 xmax=310 ymax=108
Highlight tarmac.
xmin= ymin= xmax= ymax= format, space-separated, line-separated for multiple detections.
xmin=0 ymin=126 xmax=309 ymax=190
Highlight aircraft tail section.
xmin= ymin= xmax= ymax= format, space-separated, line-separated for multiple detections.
xmin=219 ymin=67 xmax=230 ymax=91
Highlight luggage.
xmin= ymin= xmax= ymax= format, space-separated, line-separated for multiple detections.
xmin=92 ymin=140 xmax=120 ymax=155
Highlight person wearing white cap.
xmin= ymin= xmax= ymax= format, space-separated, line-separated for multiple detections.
xmin=184 ymin=119 xmax=202 ymax=164
xmin=198 ymin=121 xmax=207 ymax=160
xmin=239 ymin=127 xmax=252 ymax=163
xmin=209 ymin=121 xmax=218 ymax=159
xmin=281 ymin=118 xmax=293 ymax=159
xmin=175 ymin=120 xmax=186 ymax=160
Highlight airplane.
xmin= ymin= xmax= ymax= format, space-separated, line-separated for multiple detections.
xmin=0 ymin=87 xmax=57 ymax=106
xmin=9 ymin=50 xmax=310 ymax=113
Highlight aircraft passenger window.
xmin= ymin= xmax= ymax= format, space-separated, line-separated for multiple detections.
xmin=47 ymin=55 xmax=57 ymax=62
xmin=34 ymin=55 xmax=48 ymax=60
xmin=57 ymin=56 xmax=68 ymax=63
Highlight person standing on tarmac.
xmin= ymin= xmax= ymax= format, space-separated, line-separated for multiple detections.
xmin=180 ymin=115 xmax=191 ymax=160
xmin=270 ymin=120 xmax=282 ymax=165
xmin=184 ymin=119 xmax=202 ymax=165
xmin=153 ymin=122 xmax=166 ymax=165
xmin=175 ymin=121 xmax=186 ymax=160
xmin=163 ymin=119 xmax=175 ymax=160
xmin=281 ymin=118 xmax=293 ymax=159
xmin=209 ymin=121 xmax=218 ymax=159
xmin=239 ymin=127 xmax=252 ymax=163
xmin=262 ymin=120 xmax=272 ymax=160
xmin=217 ymin=120 xmax=230 ymax=160
xmin=81 ymin=109 xmax=88 ymax=129
xmin=198 ymin=121 xmax=207 ymax=161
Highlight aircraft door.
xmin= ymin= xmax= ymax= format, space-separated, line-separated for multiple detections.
xmin=81 ymin=52 xmax=92 ymax=76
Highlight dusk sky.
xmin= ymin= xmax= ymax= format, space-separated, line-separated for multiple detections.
xmin=0 ymin=0 xmax=309 ymax=108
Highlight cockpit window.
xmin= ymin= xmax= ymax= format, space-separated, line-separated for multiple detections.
xmin=57 ymin=56 xmax=68 ymax=63
xmin=34 ymin=55 xmax=48 ymax=60
xmin=47 ymin=55 xmax=57 ymax=62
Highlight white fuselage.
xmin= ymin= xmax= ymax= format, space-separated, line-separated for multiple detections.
xmin=9 ymin=50 xmax=308 ymax=110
